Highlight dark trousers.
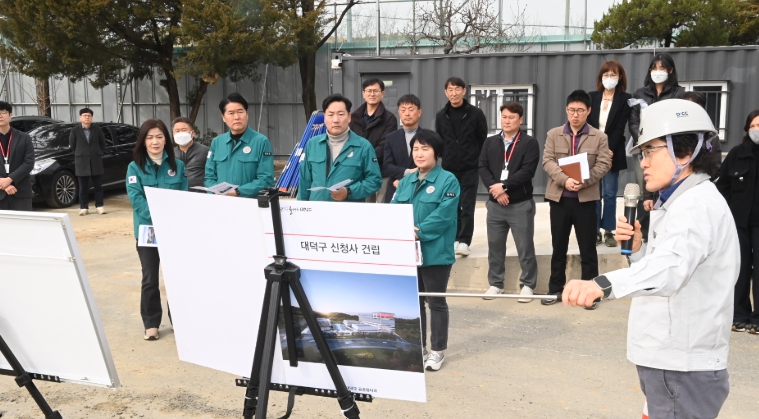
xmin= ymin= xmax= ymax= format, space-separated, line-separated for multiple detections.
xmin=418 ymin=265 xmax=451 ymax=351
xmin=637 ymin=365 xmax=729 ymax=419
xmin=486 ymin=199 xmax=538 ymax=289
xmin=735 ymin=227 xmax=759 ymax=324
xmin=596 ymin=170 xmax=619 ymax=232
xmin=0 ymin=195 xmax=33 ymax=211
xmin=136 ymin=242 xmax=164 ymax=329
xmin=449 ymin=168 xmax=479 ymax=245
xmin=78 ymin=175 xmax=104 ymax=209
xmin=548 ymin=198 xmax=599 ymax=294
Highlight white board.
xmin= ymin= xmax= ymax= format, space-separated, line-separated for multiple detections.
xmin=146 ymin=188 xmax=426 ymax=403
xmin=0 ymin=211 xmax=120 ymax=388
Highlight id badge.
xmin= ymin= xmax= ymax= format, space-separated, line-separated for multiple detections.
xmin=4 ymin=163 xmax=8 ymax=173
xmin=500 ymin=162 xmax=509 ymax=181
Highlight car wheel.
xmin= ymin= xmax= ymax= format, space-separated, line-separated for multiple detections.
xmin=46 ymin=171 xmax=78 ymax=208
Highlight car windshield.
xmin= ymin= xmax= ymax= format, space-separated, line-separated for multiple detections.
xmin=30 ymin=124 xmax=72 ymax=151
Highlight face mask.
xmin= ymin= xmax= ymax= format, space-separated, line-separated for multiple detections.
xmin=174 ymin=132 xmax=192 ymax=146
xmin=650 ymin=71 xmax=669 ymax=84
xmin=602 ymin=77 xmax=618 ymax=90
xmin=749 ymin=130 xmax=759 ymax=145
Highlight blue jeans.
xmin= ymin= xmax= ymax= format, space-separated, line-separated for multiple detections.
xmin=596 ymin=170 xmax=619 ymax=233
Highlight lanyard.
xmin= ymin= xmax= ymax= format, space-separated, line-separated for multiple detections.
xmin=503 ymin=132 xmax=521 ymax=163
xmin=0 ymin=131 xmax=12 ymax=160
xmin=571 ymin=133 xmax=577 ymax=156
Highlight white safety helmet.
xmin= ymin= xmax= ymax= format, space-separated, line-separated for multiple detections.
xmin=630 ymin=99 xmax=717 ymax=154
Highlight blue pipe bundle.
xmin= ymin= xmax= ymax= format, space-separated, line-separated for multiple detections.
xmin=276 ymin=111 xmax=325 ymax=197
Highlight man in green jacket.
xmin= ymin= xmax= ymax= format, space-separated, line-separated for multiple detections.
xmin=298 ymin=94 xmax=382 ymax=202
xmin=205 ymin=93 xmax=274 ymax=197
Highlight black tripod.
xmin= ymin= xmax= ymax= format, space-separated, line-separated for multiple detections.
xmin=240 ymin=189 xmax=367 ymax=419
xmin=0 ymin=333 xmax=63 ymax=419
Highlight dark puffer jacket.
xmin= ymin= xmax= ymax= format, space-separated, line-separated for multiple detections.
xmin=434 ymin=99 xmax=488 ymax=172
xmin=349 ymin=101 xmax=398 ymax=168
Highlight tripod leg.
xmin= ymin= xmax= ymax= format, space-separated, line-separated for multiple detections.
xmin=243 ymin=278 xmax=275 ymax=418
xmin=289 ymin=278 xmax=360 ymax=419
xmin=0 ymin=334 xmax=62 ymax=419
xmin=250 ymin=279 xmax=285 ymax=419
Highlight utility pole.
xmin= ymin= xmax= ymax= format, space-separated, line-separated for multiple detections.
xmin=376 ymin=0 xmax=381 ymax=56
xmin=347 ymin=8 xmax=353 ymax=42
xmin=583 ymin=0 xmax=587 ymax=49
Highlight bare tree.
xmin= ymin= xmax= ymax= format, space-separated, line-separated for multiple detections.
xmin=406 ymin=0 xmax=534 ymax=54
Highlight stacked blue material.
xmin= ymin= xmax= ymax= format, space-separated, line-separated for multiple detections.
xmin=275 ymin=111 xmax=325 ymax=196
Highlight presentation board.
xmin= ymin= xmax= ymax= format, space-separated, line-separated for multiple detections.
xmin=0 ymin=211 xmax=120 ymax=388
xmin=146 ymin=188 xmax=426 ymax=403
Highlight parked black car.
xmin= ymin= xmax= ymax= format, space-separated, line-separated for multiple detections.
xmin=29 ymin=122 xmax=139 ymax=207
xmin=10 ymin=115 xmax=62 ymax=132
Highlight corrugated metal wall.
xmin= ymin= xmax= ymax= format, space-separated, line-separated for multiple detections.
xmin=0 ymin=49 xmax=331 ymax=157
xmin=339 ymin=46 xmax=759 ymax=196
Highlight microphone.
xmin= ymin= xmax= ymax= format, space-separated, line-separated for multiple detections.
xmin=621 ymin=183 xmax=641 ymax=255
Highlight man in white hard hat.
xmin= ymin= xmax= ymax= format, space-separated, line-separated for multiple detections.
xmin=562 ymin=99 xmax=739 ymax=419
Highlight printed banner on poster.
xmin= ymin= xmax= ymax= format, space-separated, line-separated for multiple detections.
xmin=145 ymin=188 xmax=426 ymax=403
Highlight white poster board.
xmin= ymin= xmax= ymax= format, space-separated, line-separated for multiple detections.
xmin=0 ymin=211 xmax=120 ymax=388
xmin=146 ymin=188 xmax=426 ymax=402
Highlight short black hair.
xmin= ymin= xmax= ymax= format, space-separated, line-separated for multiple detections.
xmin=172 ymin=117 xmax=194 ymax=129
xmin=681 ymin=92 xmax=706 ymax=108
xmin=322 ymin=94 xmax=352 ymax=113
xmin=741 ymin=109 xmax=759 ymax=146
xmin=670 ymin=132 xmax=719 ymax=177
xmin=397 ymin=94 xmax=421 ymax=109
xmin=79 ymin=108 xmax=94 ymax=116
xmin=500 ymin=101 xmax=524 ymax=118
xmin=410 ymin=129 xmax=444 ymax=160
xmin=644 ymin=52 xmax=679 ymax=91
xmin=0 ymin=101 xmax=12 ymax=114
xmin=444 ymin=77 xmax=466 ymax=90
xmin=219 ymin=93 xmax=249 ymax=114
xmin=362 ymin=78 xmax=385 ymax=91
xmin=566 ymin=89 xmax=591 ymax=109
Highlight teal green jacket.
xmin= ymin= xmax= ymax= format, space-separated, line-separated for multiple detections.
xmin=298 ymin=131 xmax=382 ymax=202
xmin=391 ymin=164 xmax=460 ymax=267
xmin=205 ymin=127 xmax=274 ymax=198
xmin=126 ymin=153 xmax=188 ymax=238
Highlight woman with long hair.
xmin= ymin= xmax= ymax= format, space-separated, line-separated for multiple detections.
xmin=716 ymin=109 xmax=759 ymax=335
xmin=588 ymin=60 xmax=632 ymax=247
xmin=126 ymin=119 xmax=187 ymax=341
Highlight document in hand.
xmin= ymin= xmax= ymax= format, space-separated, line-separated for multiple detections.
xmin=307 ymin=178 xmax=352 ymax=192
xmin=558 ymin=153 xmax=590 ymax=181
xmin=191 ymin=182 xmax=239 ymax=194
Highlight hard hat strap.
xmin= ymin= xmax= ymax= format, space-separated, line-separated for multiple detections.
xmin=665 ymin=133 xmax=704 ymax=188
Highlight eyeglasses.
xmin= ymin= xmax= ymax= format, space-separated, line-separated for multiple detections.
xmin=445 ymin=87 xmax=464 ymax=93
xmin=637 ymin=145 xmax=668 ymax=161
xmin=363 ymin=89 xmax=382 ymax=95
xmin=501 ymin=115 xmax=519 ymax=120
xmin=0 ymin=111 xmax=10 ymax=117
xmin=566 ymin=108 xmax=587 ymax=115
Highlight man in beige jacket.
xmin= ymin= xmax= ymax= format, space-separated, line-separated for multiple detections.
xmin=541 ymin=90 xmax=611 ymax=308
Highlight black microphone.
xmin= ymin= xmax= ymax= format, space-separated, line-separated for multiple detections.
xmin=621 ymin=183 xmax=641 ymax=255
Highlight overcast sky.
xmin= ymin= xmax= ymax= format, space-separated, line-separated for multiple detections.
xmin=521 ymin=0 xmax=619 ymax=33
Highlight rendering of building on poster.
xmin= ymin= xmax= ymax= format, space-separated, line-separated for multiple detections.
xmin=145 ymin=188 xmax=426 ymax=403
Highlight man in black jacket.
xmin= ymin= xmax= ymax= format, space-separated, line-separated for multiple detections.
xmin=0 ymin=101 xmax=35 ymax=211
xmin=349 ymin=78 xmax=398 ymax=203
xmin=172 ymin=117 xmax=209 ymax=192
xmin=478 ymin=102 xmax=539 ymax=301
xmin=435 ymin=76 xmax=488 ymax=256
xmin=383 ymin=94 xmax=422 ymax=203
xmin=69 ymin=108 xmax=107 ymax=215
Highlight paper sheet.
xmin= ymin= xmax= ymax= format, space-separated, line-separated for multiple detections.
xmin=558 ymin=153 xmax=590 ymax=180
xmin=191 ymin=182 xmax=238 ymax=194
xmin=308 ymin=178 xmax=352 ymax=191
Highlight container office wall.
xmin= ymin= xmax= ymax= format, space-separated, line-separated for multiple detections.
xmin=338 ymin=46 xmax=759 ymax=197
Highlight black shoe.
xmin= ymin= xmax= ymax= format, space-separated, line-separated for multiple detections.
xmin=732 ymin=322 xmax=748 ymax=332
xmin=584 ymin=298 xmax=601 ymax=310
xmin=596 ymin=232 xmax=602 ymax=246
xmin=541 ymin=292 xmax=561 ymax=305
xmin=749 ymin=324 xmax=759 ymax=335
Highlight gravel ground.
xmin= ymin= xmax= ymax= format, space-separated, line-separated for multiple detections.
xmin=1 ymin=191 xmax=757 ymax=418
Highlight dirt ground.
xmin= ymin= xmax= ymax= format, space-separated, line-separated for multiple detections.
xmin=1 ymin=192 xmax=758 ymax=418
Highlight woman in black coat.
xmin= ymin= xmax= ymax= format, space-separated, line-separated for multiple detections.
xmin=587 ymin=60 xmax=632 ymax=247
xmin=716 ymin=109 xmax=759 ymax=335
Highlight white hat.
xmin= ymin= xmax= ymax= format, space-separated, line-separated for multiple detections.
xmin=630 ymin=99 xmax=717 ymax=154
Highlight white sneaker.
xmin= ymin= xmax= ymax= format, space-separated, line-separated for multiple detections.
xmin=422 ymin=348 xmax=429 ymax=362
xmin=482 ymin=286 xmax=504 ymax=300
xmin=455 ymin=242 xmax=470 ymax=256
xmin=96 ymin=206 xmax=106 ymax=215
xmin=79 ymin=209 xmax=88 ymax=216
xmin=453 ymin=241 xmax=459 ymax=253
xmin=425 ymin=351 xmax=445 ymax=371
xmin=517 ymin=286 xmax=534 ymax=303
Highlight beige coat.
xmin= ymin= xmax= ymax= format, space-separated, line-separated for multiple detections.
xmin=542 ymin=124 xmax=611 ymax=203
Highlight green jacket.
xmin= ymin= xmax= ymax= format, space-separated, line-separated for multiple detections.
xmin=205 ymin=127 xmax=274 ymax=198
xmin=298 ymin=131 xmax=382 ymax=202
xmin=126 ymin=153 xmax=188 ymax=238
xmin=391 ymin=164 xmax=460 ymax=267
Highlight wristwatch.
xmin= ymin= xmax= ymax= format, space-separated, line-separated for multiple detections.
xmin=346 ymin=187 xmax=352 ymax=196
xmin=593 ymin=275 xmax=612 ymax=299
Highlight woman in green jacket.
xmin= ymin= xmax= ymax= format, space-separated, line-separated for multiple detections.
xmin=126 ymin=119 xmax=187 ymax=341
xmin=392 ymin=129 xmax=460 ymax=371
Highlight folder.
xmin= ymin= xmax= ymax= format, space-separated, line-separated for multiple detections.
xmin=558 ymin=152 xmax=590 ymax=181
xmin=560 ymin=162 xmax=583 ymax=182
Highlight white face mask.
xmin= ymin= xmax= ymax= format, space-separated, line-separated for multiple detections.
xmin=602 ymin=77 xmax=618 ymax=90
xmin=749 ymin=129 xmax=759 ymax=145
xmin=174 ymin=132 xmax=193 ymax=146
xmin=650 ymin=71 xmax=669 ymax=84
